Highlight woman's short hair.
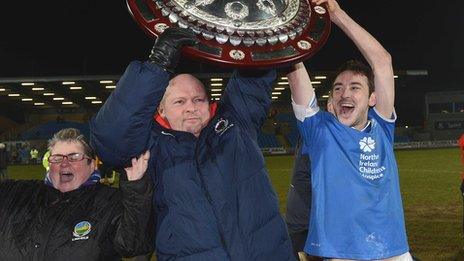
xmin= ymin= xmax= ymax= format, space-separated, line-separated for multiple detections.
xmin=48 ymin=128 xmax=95 ymax=159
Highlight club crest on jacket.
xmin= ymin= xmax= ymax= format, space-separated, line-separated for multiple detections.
xmin=214 ymin=118 xmax=234 ymax=136
xmin=72 ymin=221 xmax=92 ymax=241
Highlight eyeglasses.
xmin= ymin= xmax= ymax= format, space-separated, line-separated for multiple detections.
xmin=48 ymin=153 xmax=90 ymax=164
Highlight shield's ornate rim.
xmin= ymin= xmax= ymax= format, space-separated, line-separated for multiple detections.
xmin=127 ymin=0 xmax=331 ymax=68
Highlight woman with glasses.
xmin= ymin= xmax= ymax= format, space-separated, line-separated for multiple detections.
xmin=0 ymin=128 xmax=154 ymax=261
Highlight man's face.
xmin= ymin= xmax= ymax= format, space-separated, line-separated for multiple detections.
xmin=159 ymin=74 xmax=211 ymax=137
xmin=330 ymin=70 xmax=376 ymax=130
xmin=49 ymin=141 xmax=95 ymax=193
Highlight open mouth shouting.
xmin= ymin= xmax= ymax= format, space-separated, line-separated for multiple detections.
xmin=59 ymin=171 xmax=74 ymax=183
xmin=338 ymin=101 xmax=355 ymax=117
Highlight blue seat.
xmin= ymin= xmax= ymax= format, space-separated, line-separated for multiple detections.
xmin=257 ymin=132 xmax=281 ymax=148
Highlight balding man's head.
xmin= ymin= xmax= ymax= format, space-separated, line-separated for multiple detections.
xmin=158 ymin=74 xmax=211 ymax=137
xmin=161 ymin=74 xmax=205 ymax=104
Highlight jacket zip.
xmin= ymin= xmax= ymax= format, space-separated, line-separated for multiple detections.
xmin=194 ymin=138 xmax=232 ymax=260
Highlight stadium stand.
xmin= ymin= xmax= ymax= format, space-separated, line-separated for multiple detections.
xmin=286 ymin=128 xmax=299 ymax=148
xmin=273 ymin=112 xmax=299 ymax=147
xmin=257 ymin=132 xmax=281 ymax=148
xmin=275 ymin=112 xmax=297 ymax=123
xmin=20 ymin=121 xmax=90 ymax=140
xmin=394 ymin=135 xmax=411 ymax=143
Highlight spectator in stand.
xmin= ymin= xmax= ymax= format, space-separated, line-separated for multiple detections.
xmin=0 ymin=143 xmax=8 ymax=181
xmin=30 ymin=147 xmax=39 ymax=164
xmin=19 ymin=146 xmax=29 ymax=164
xmin=42 ymin=150 xmax=51 ymax=172
xmin=11 ymin=149 xmax=19 ymax=165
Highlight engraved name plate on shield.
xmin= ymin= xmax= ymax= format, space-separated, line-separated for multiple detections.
xmin=127 ymin=0 xmax=331 ymax=68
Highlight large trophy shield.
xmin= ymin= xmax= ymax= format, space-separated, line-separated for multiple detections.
xmin=127 ymin=0 xmax=330 ymax=68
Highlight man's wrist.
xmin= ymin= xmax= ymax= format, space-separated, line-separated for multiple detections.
xmin=330 ymin=9 xmax=347 ymax=26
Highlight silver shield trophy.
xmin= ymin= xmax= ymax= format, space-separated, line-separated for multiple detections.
xmin=127 ymin=0 xmax=331 ymax=68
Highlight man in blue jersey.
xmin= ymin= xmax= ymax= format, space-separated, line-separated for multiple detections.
xmin=286 ymin=0 xmax=411 ymax=260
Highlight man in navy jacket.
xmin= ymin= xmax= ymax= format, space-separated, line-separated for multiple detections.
xmin=90 ymin=28 xmax=293 ymax=261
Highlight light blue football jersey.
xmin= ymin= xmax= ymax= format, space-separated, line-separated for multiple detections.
xmin=294 ymin=99 xmax=409 ymax=260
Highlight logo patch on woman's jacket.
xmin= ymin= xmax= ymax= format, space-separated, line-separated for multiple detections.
xmin=72 ymin=221 xmax=92 ymax=241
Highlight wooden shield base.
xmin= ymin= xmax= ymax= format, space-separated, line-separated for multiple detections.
xmin=127 ymin=0 xmax=331 ymax=68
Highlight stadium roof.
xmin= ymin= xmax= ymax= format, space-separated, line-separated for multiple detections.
xmin=0 ymin=70 xmax=415 ymax=111
xmin=0 ymin=73 xmax=305 ymax=111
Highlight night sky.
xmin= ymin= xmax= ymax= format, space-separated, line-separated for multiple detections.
xmin=0 ymin=0 xmax=463 ymax=125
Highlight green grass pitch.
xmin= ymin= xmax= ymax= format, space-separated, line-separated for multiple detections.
xmin=5 ymin=148 xmax=464 ymax=260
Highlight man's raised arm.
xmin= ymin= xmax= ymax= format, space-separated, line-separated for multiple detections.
xmin=221 ymin=69 xmax=276 ymax=135
xmin=90 ymin=62 xmax=168 ymax=167
xmin=287 ymin=63 xmax=315 ymax=107
xmin=90 ymin=28 xmax=198 ymax=167
xmin=287 ymin=63 xmax=319 ymax=125
xmin=315 ymin=0 xmax=395 ymax=118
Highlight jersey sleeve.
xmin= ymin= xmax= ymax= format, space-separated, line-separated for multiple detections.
xmin=369 ymin=107 xmax=396 ymax=143
xmin=292 ymin=96 xmax=326 ymax=154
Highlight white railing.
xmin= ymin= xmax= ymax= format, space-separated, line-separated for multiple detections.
xmin=394 ymin=140 xmax=458 ymax=150
xmin=260 ymin=140 xmax=459 ymax=154
xmin=261 ymin=147 xmax=287 ymax=155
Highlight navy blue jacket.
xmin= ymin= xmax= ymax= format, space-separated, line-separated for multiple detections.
xmin=90 ymin=61 xmax=293 ymax=261
xmin=285 ymin=138 xmax=311 ymax=234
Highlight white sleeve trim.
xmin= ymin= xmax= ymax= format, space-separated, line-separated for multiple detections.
xmin=292 ymin=96 xmax=319 ymax=122
xmin=373 ymin=107 xmax=397 ymax=123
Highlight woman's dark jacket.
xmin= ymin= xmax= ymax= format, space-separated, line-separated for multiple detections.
xmin=0 ymin=175 xmax=154 ymax=261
